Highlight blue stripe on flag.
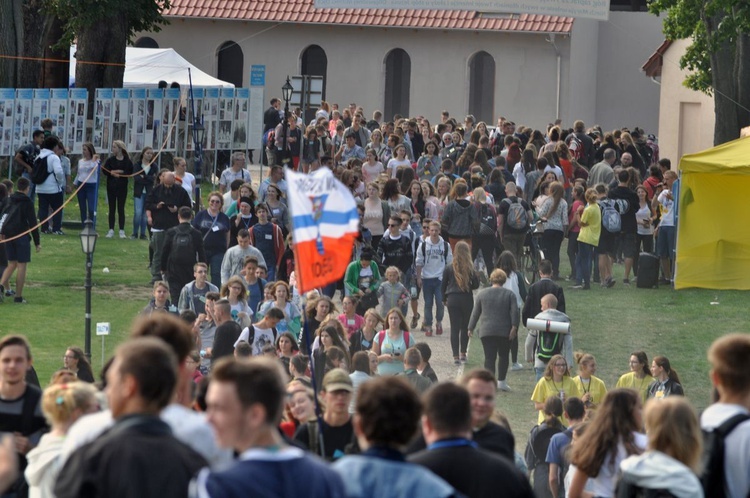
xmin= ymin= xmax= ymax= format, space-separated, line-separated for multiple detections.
xmin=292 ymin=209 xmax=359 ymax=230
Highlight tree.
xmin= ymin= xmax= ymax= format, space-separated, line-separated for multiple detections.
xmin=46 ymin=0 xmax=171 ymax=108
xmin=649 ymin=0 xmax=750 ymax=145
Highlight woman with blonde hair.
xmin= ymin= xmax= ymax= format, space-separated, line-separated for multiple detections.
xmin=25 ymin=382 xmax=100 ymax=498
xmin=573 ymin=352 xmax=608 ymax=409
xmin=618 ymin=397 xmax=703 ymax=498
xmin=441 ymin=241 xmax=479 ymax=364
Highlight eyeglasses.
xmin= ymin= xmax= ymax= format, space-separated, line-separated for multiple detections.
xmin=554 ymin=363 xmax=567 ymax=367
xmin=209 ymin=199 xmax=221 ymax=204
xmin=230 ymin=286 xmax=242 ymax=291
xmin=63 ymin=355 xmax=76 ymax=360
xmin=422 ymin=226 xmax=429 ymax=230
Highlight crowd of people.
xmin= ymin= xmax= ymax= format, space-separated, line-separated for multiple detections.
xmin=0 ymin=104 xmax=745 ymax=498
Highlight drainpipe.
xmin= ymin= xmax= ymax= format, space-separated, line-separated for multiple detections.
xmin=547 ymin=34 xmax=561 ymax=121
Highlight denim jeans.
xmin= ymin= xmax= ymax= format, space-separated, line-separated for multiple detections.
xmin=535 ymin=367 xmax=545 ymax=382
xmin=207 ymin=251 xmax=224 ymax=286
xmin=76 ymin=182 xmax=97 ymax=225
xmin=132 ymin=195 xmax=148 ymax=237
xmin=421 ymin=277 xmax=444 ymax=326
xmin=575 ymin=241 xmax=594 ymax=286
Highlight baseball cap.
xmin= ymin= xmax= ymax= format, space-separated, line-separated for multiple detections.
xmin=322 ymin=368 xmax=353 ymax=392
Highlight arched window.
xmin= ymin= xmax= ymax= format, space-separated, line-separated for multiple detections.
xmin=217 ymin=41 xmax=243 ymax=87
xmin=384 ymin=49 xmax=411 ymax=120
xmin=134 ymin=37 xmax=159 ymax=48
xmin=468 ymin=51 xmax=496 ymax=125
xmin=301 ymin=45 xmax=328 ymax=100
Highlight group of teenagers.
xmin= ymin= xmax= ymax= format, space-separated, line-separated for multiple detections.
xmin=2 ymin=316 xmax=747 ymax=498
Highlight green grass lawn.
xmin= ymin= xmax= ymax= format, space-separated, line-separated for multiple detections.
xmin=466 ymin=255 xmax=750 ymax=449
xmin=1 ymin=185 xmax=748 ymax=453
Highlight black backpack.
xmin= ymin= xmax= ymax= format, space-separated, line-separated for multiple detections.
xmin=0 ymin=201 xmax=23 ymax=237
xmin=536 ymin=330 xmax=563 ymax=362
xmin=30 ymin=155 xmax=51 ymax=185
xmin=699 ymin=413 xmax=750 ymax=498
xmin=169 ymin=229 xmax=195 ymax=266
xmin=478 ymin=203 xmax=497 ymax=236
xmin=524 ymin=423 xmax=563 ymax=470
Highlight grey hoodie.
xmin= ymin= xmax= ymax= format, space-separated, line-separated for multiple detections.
xmin=619 ymin=450 xmax=704 ymax=498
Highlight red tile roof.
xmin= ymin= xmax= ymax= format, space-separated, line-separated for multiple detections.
xmin=165 ymin=0 xmax=574 ymax=33
xmin=642 ymin=40 xmax=672 ymax=78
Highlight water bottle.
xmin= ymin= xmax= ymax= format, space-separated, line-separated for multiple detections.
xmin=559 ymin=389 xmax=565 ymax=403
xmin=410 ymin=285 xmax=418 ymax=299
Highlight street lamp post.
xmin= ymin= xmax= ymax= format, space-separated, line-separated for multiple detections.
xmin=281 ymin=76 xmax=293 ymax=166
xmin=79 ymin=219 xmax=98 ymax=361
xmin=192 ymin=118 xmax=206 ymax=212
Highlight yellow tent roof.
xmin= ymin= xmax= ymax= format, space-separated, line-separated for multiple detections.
xmin=679 ymin=136 xmax=750 ymax=173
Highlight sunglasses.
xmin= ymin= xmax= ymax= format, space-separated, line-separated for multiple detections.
xmin=388 ymin=223 xmax=399 ymax=227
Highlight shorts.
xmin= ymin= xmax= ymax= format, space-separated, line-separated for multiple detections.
xmin=597 ymin=229 xmax=617 ymax=256
xmin=656 ymin=225 xmax=676 ymax=258
xmin=5 ymin=235 xmax=31 ymax=263
xmin=619 ymin=232 xmax=638 ymax=259
xmin=401 ymin=268 xmax=419 ymax=299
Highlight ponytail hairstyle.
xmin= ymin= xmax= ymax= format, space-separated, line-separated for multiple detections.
xmin=653 ymin=355 xmax=681 ymax=384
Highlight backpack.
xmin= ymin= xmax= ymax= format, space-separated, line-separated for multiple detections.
xmin=566 ymin=134 xmax=584 ymax=162
xmin=30 ymin=155 xmax=51 ymax=185
xmin=169 ymin=229 xmax=195 ymax=266
xmin=524 ymin=423 xmax=563 ymax=470
xmin=699 ymin=413 xmax=750 ymax=498
xmin=536 ymin=330 xmax=563 ymax=362
xmin=0 ymin=201 xmax=23 ymax=237
xmin=599 ymin=198 xmax=629 ymax=233
xmin=637 ymin=142 xmax=654 ymax=167
xmin=478 ymin=203 xmax=497 ymax=236
xmin=503 ymin=198 xmax=529 ymax=230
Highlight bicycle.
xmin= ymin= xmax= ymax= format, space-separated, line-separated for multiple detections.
xmin=519 ymin=221 xmax=545 ymax=285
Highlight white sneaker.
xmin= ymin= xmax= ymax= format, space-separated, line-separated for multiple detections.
xmin=106 ymin=229 xmax=114 ymax=238
xmin=511 ymin=363 xmax=524 ymax=371
xmin=119 ymin=230 xmax=127 ymax=239
xmin=497 ymin=380 xmax=512 ymax=392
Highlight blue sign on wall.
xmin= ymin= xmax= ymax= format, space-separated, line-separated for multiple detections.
xmin=250 ymin=65 xmax=265 ymax=87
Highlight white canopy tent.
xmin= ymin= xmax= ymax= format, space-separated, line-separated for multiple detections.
xmin=69 ymin=46 xmax=234 ymax=88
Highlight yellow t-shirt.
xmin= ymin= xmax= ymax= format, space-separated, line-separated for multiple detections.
xmin=615 ymin=372 xmax=655 ymax=403
xmin=573 ymin=375 xmax=608 ymax=407
xmin=531 ymin=377 xmax=583 ymax=424
xmin=577 ymin=202 xmax=601 ymax=247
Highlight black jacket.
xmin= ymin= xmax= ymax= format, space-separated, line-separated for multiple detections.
xmin=521 ymin=278 xmax=566 ymax=327
xmin=145 ymin=184 xmax=192 ymax=230
xmin=160 ymin=222 xmax=206 ymax=273
xmin=264 ymin=106 xmax=282 ymax=133
xmin=377 ymin=234 xmax=413 ymax=275
xmin=102 ymin=155 xmax=133 ymax=190
xmin=1 ymin=192 xmax=40 ymax=246
xmin=647 ymin=378 xmax=684 ymax=399
xmin=133 ymin=164 xmax=158 ymax=198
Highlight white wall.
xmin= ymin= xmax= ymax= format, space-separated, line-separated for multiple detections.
xmin=657 ymin=39 xmax=714 ymax=164
xmin=140 ymin=19 xmax=571 ymax=130
xmin=593 ymin=11 xmax=664 ymax=134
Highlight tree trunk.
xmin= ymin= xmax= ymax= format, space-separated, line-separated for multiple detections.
xmin=0 ymin=0 xmax=48 ymax=88
xmin=705 ymin=11 xmax=739 ymax=146
xmin=735 ymin=33 xmax=750 ymax=135
xmin=42 ymin=16 xmax=69 ymax=89
xmin=75 ymin=11 xmax=128 ymax=116
xmin=18 ymin=0 xmax=47 ymax=88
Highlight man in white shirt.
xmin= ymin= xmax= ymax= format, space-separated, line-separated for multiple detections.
xmin=700 ymin=334 xmax=750 ymax=498
xmin=415 ymin=221 xmax=452 ymax=337
xmin=220 ymin=229 xmax=266 ymax=285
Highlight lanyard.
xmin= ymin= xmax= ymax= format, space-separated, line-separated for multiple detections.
xmin=427 ymin=438 xmax=478 ymax=451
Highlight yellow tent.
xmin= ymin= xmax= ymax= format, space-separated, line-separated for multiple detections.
xmin=676 ymin=136 xmax=750 ymax=290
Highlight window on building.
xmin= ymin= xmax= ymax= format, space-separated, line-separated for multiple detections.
xmin=384 ymin=49 xmax=411 ymax=120
xmin=468 ymin=51 xmax=495 ymax=125
xmin=217 ymin=41 xmax=243 ymax=87
xmin=133 ymin=37 xmax=159 ymax=49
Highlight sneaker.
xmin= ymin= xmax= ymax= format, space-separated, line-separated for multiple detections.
xmin=139 ymin=234 xmax=148 ymax=240
xmin=658 ymin=277 xmax=672 ymax=285
xmin=570 ymin=284 xmax=584 ymax=290
xmin=410 ymin=313 xmax=420 ymax=329
xmin=106 ymin=229 xmax=115 ymax=238
xmin=454 ymin=357 xmax=461 ymax=366
xmin=497 ymin=380 xmax=512 ymax=392
xmin=5 ymin=289 xmax=15 ymax=297
xmin=52 ymin=230 xmax=64 ymax=235
xmin=40 ymin=228 xmax=50 ymax=234
xmin=606 ymin=277 xmax=616 ymax=288
xmin=460 ymin=354 xmax=467 ymax=363
xmin=13 ymin=297 xmax=27 ymax=304
xmin=623 ymin=278 xmax=631 ymax=286
xmin=511 ymin=362 xmax=524 ymax=371
xmin=435 ymin=322 xmax=443 ymax=336
xmin=424 ymin=327 xmax=433 ymax=337
xmin=119 ymin=230 xmax=127 ymax=239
